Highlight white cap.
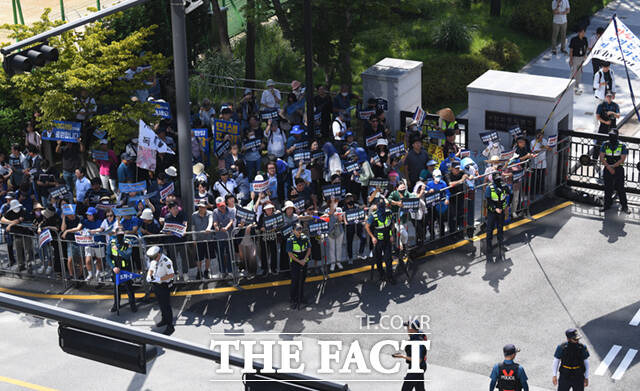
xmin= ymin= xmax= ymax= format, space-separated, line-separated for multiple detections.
xmin=254 ymin=174 xmax=264 ymax=181
xmin=266 ymin=79 xmax=275 ymax=87
xmin=165 ymin=166 xmax=178 ymax=177
xmin=9 ymin=199 xmax=22 ymax=213
xmin=146 ymin=246 xmax=161 ymax=257
xmin=140 ymin=208 xmax=154 ymax=220
xmin=376 ymin=138 xmax=388 ymax=147
xmin=263 ymin=203 xmax=275 ymax=210
xmin=433 ymin=169 xmax=442 ymax=178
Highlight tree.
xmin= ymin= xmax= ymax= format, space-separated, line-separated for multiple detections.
xmin=0 ymin=9 xmax=170 ymax=151
xmin=211 ymin=0 xmax=232 ymax=58
xmin=244 ymin=0 xmax=257 ymax=84
xmin=490 ymin=0 xmax=501 ymax=17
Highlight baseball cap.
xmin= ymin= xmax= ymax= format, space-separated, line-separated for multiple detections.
xmin=565 ymin=328 xmax=581 ymax=340
xmin=216 ymin=196 xmax=225 ymax=207
xmin=121 ymin=153 xmax=131 ymax=161
xmin=451 ymin=160 xmax=461 ymax=169
xmin=294 ymin=223 xmax=303 ymax=231
xmin=291 ymin=125 xmax=304 ymax=135
xmin=345 ymin=130 xmax=354 ymax=137
xmin=426 ymin=160 xmax=437 ymax=167
xmin=86 ymin=207 xmax=98 ymax=215
xmin=141 ymin=208 xmax=154 ymax=220
xmin=376 ymin=138 xmax=388 ymax=147
xmin=433 ymin=169 xmax=442 ymax=178
xmin=219 ymin=168 xmax=229 ymax=176
xmin=503 ymin=344 xmax=520 ymax=355
xmin=605 ymin=90 xmax=614 ymax=97
xmin=403 ymin=320 xmax=421 ymax=331
xmin=263 ymin=203 xmax=275 ymax=210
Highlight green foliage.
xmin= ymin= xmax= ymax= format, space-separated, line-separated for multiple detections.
xmin=0 ymin=9 xmax=170 ymax=152
xmin=567 ymin=0 xmax=607 ymax=32
xmin=509 ymin=0 xmax=552 ymax=39
xmin=190 ymin=49 xmax=244 ymax=106
xmin=422 ymin=54 xmax=500 ymax=109
xmin=431 ymin=16 xmax=474 ymax=52
xmin=0 ymin=83 xmax=27 ymax=153
xmin=480 ymin=39 xmax=522 ymax=71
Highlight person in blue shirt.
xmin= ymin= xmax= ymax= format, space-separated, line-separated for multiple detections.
xmin=81 ymin=207 xmax=106 ymax=281
xmin=489 ymin=344 xmax=529 ymax=391
xmin=119 ymin=213 xmax=140 ymax=236
xmin=425 ymin=169 xmax=450 ymax=238
xmin=439 ymin=153 xmax=460 ymax=176
xmin=117 ymin=153 xmax=136 ymax=186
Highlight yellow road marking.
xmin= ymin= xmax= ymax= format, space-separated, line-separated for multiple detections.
xmin=0 ymin=375 xmax=58 ymax=391
xmin=1 ymin=201 xmax=573 ymax=300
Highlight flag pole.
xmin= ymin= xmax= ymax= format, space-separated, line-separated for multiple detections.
xmin=116 ymin=272 xmax=120 ymax=316
xmin=612 ymin=14 xmax=640 ymax=123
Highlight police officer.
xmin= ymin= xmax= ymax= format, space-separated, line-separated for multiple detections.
xmin=393 ymin=320 xmax=428 ymax=391
xmin=287 ymin=223 xmax=311 ymax=310
xmin=489 ymin=344 xmax=529 ymax=391
xmin=109 ymin=229 xmax=137 ymax=313
xmin=146 ymin=246 xmax=175 ymax=335
xmin=552 ymin=328 xmax=590 ymax=391
xmin=365 ymin=196 xmax=396 ymax=284
xmin=485 ymin=173 xmax=512 ymax=255
xmin=599 ymin=129 xmax=629 ymax=213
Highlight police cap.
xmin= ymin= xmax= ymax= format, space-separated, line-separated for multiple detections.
xmin=503 ymin=344 xmax=520 ymax=355
xmin=565 ymin=328 xmax=581 ymax=340
xmin=146 ymin=246 xmax=161 ymax=257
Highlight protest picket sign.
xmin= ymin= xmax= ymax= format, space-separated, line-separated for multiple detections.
xmin=236 ymin=207 xmax=256 ymax=224
xmin=413 ymin=106 xmax=426 ymax=127
xmin=115 ymin=270 xmax=142 ymax=286
xmin=151 ymin=100 xmax=171 ymax=119
xmin=345 ymin=208 xmax=365 ymax=224
xmin=547 ymin=136 xmax=558 ymax=147
xmin=62 ymin=204 xmax=76 ymax=216
xmin=160 ymin=182 xmax=175 ymax=200
xmin=425 ymin=192 xmax=442 ymax=206
xmin=294 ymin=151 xmax=311 ymax=164
xmin=213 ymin=119 xmax=241 ymax=150
xmin=343 ymin=161 xmax=359 ymax=174
xmin=244 ymin=138 xmax=262 ymax=151
xmin=309 ymin=220 xmax=329 ymax=235
xmin=193 ymin=128 xmax=210 ymax=159
xmin=313 ymin=112 xmax=322 ymax=122
xmin=136 ymin=144 xmax=157 ymax=171
xmin=74 ymin=232 xmax=95 ymax=246
xmin=389 ymin=144 xmax=405 ymax=158
xmin=500 ymin=150 xmax=515 ymax=161
xmin=119 ymin=181 xmax=147 ymax=194
xmin=402 ymin=198 xmax=420 ymax=211
xmin=39 ymin=229 xmax=53 ymax=249
xmin=42 ymin=121 xmax=82 ymax=143
xmin=260 ymin=108 xmax=279 ymax=120
xmin=366 ymin=133 xmax=383 ymax=148
xmin=96 ymin=203 xmax=117 ymax=211
xmin=479 ymin=131 xmax=499 ymax=145
xmin=130 ymin=192 xmax=157 ymax=203
xmin=264 ymin=213 xmax=284 ymax=230
xmin=509 ymin=126 xmax=522 ymax=137
xmin=322 ymin=184 xmax=342 ymax=200
xmin=92 ymin=150 xmax=109 ymax=161
xmin=311 ymin=151 xmax=325 ymax=164
xmin=427 ymin=130 xmax=446 ymax=140
xmin=162 ymin=223 xmax=187 ymax=237
xmin=250 ymin=180 xmax=270 ymax=193
xmin=460 ymin=149 xmax=471 ymax=158
xmin=93 ymin=129 xmax=107 ymax=140
xmin=369 ymin=178 xmax=389 ymax=190
xmin=215 ymin=139 xmax=231 ymax=158
xmin=585 ymin=17 xmax=640 ymax=77
xmin=113 ymin=207 xmax=137 ymax=217
xmin=376 ymin=98 xmax=388 ymax=111
xmin=293 ymin=198 xmax=306 ymax=211
xmin=281 ymin=223 xmax=294 ymax=238
xmin=49 ymin=186 xmax=70 ymax=199
xmin=294 ymin=141 xmax=309 ymax=151
xmin=358 ymin=109 xmax=375 ymax=120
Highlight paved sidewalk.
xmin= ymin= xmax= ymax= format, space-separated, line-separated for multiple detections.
xmin=520 ymin=0 xmax=640 ymax=135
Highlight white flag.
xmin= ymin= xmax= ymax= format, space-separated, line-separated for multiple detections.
xmin=584 ymin=17 xmax=640 ymax=77
xmin=138 ymin=119 xmax=175 ymax=155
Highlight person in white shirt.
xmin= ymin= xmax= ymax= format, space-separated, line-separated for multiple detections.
xmin=593 ymin=61 xmax=615 ymax=129
xmin=332 ymin=112 xmax=347 ymax=141
xmin=530 ymin=130 xmax=552 ymax=195
xmin=265 ymin=120 xmax=286 ymax=158
xmin=198 ymin=99 xmax=216 ymax=127
xmin=588 ymin=27 xmax=605 ymax=75
xmin=213 ymin=168 xmax=237 ymax=198
xmin=260 ymin=79 xmax=281 ymax=110
xmin=551 ymin=0 xmax=570 ymax=55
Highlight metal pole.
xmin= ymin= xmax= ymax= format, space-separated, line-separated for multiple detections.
xmin=12 ymin=0 xmax=18 ymax=25
xmin=170 ymin=0 xmax=195 ymax=215
xmin=60 ymin=0 xmax=66 ymax=21
xmin=97 ymin=0 xmax=101 ymax=10
xmin=16 ymin=0 xmax=24 ymax=24
xmin=303 ymin=0 xmax=314 ymax=128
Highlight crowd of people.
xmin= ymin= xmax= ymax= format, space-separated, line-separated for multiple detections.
xmin=0 ymin=77 xmax=555 ymax=287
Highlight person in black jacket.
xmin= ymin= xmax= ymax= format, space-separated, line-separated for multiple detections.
xmin=393 ymin=320 xmax=428 ymax=391
xmin=552 ymin=329 xmax=590 ymax=391
xmin=489 ymin=344 xmax=529 ymax=391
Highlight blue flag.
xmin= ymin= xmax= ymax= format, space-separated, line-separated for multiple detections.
xmin=115 ymin=270 xmax=142 ymax=286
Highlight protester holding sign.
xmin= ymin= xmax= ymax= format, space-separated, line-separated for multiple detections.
xmin=94 ymin=139 xmax=118 ymax=192
xmin=162 ymin=202 xmax=189 ymax=281
xmin=60 ymin=203 xmax=83 ymax=278
xmin=56 ymin=140 xmax=84 ymax=193
xmin=257 ymin=203 xmax=279 ymax=275
xmin=530 ymin=130 xmax=553 ymax=195
xmin=81 ymin=207 xmax=106 ymax=281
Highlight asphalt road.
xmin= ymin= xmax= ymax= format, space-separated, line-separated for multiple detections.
xmin=1 ymin=201 xmax=639 ymax=390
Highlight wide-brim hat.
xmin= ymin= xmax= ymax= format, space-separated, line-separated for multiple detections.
xmin=193 ymin=163 xmax=205 ymax=175
xmin=437 ymin=107 xmax=455 ymax=123
xmin=282 ymin=200 xmax=295 ymax=212
xmin=165 ymin=166 xmax=178 ymax=177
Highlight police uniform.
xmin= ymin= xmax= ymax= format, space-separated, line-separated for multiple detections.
xmin=485 ymin=177 xmax=511 ymax=253
xmin=109 ymin=236 xmax=136 ymax=313
xmin=553 ymin=329 xmax=590 ymax=391
xmin=287 ymin=232 xmax=310 ymax=307
xmin=600 ymin=132 xmax=629 ymax=213
xmin=400 ymin=321 xmax=428 ymax=391
xmin=368 ymin=206 xmax=395 ymax=283
xmin=489 ymin=344 xmax=529 ymax=391
xmin=148 ymin=248 xmax=175 ymax=335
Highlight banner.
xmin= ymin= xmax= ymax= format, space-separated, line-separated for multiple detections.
xmin=413 ymin=106 xmax=426 ymax=127
xmin=93 ymin=129 xmax=107 ymax=140
xmin=343 ymin=161 xmax=359 ymax=174
xmin=96 ymin=203 xmax=117 ymax=211
xmin=402 ymin=198 xmax=420 ymax=211
xmin=193 ymin=128 xmax=210 ymax=159
xmin=213 ymin=119 xmax=241 ymax=150
xmin=49 ymin=186 xmax=70 ymax=199
xmin=151 ymin=100 xmax=171 ymax=119
xmin=260 ymin=108 xmax=279 ymax=120
xmin=113 ymin=206 xmax=137 ymax=217
xmin=119 ymin=181 xmax=147 ymax=194
xmin=358 ymin=109 xmax=375 ymax=120
xmin=547 ymin=135 xmax=558 ymax=147
xmin=479 ymin=131 xmax=499 ymax=145
xmin=74 ymin=232 xmax=95 ymax=246
xmin=39 ymin=229 xmax=53 ymax=248
xmin=585 ymin=17 xmax=640 ymax=77
xmin=116 ymin=270 xmax=142 ymax=286
xmin=92 ymin=150 xmax=109 ymax=161
xmin=322 ymin=184 xmax=342 ymax=200
xmin=294 ymin=151 xmax=311 ymax=164
xmin=42 ymin=121 xmax=82 ymax=143
xmin=366 ymin=133 xmax=383 ymax=147
xmin=138 ymin=120 xmax=174 ymax=155
xmin=345 ymin=208 xmax=365 ymax=224
xmin=62 ymin=204 xmax=76 ymax=215
xmin=250 ymin=180 xmax=270 ymax=193
xmin=156 ymin=183 xmax=173 ymax=201
xmin=389 ymin=144 xmax=406 ymax=158
xmin=309 ymin=220 xmax=329 ymax=235
xmin=136 ymin=145 xmax=157 ymax=171
xmin=369 ymin=178 xmax=389 ymax=189
xmin=215 ymin=140 xmax=231 ymax=158
xmin=162 ymin=222 xmax=187 ymax=237
xmin=235 ymin=206 xmax=256 ymax=224
xmin=130 ymin=191 xmax=157 ymax=203
xmin=264 ymin=213 xmax=284 ymax=230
